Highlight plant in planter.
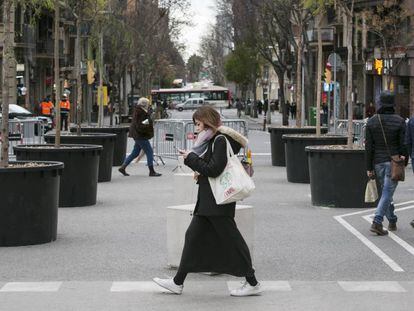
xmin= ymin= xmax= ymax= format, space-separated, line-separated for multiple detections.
xmin=11 ymin=1 xmax=106 ymax=207
xmin=305 ymin=0 xmax=375 ymax=208
xmin=0 ymin=0 xmax=64 ymax=246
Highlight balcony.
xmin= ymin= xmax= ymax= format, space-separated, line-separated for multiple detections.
xmin=15 ymin=24 xmax=35 ymax=49
xmin=36 ymin=40 xmax=64 ymax=58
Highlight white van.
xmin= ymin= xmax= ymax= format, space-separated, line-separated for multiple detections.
xmin=176 ymin=98 xmax=206 ymax=111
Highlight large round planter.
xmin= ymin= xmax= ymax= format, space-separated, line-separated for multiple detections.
xmin=283 ymin=134 xmax=348 ymax=183
xmin=14 ymin=144 xmax=102 ymax=207
xmin=306 ymin=146 xmax=376 ymax=208
xmin=70 ymin=126 xmax=129 ymax=166
xmin=44 ymin=133 xmax=116 ymax=182
xmin=268 ymin=126 xmax=328 ymax=166
xmin=0 ymin=161 xmax=63 ymax=246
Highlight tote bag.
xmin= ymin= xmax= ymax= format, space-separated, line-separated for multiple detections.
xmin=364 ymin=179 xmax=378 ymax=203
xmin=208 ymin=136 xmax=255 ymax=205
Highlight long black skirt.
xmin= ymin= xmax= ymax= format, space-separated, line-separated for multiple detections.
xmin=177 ymin=215 xmax=255 ymax=277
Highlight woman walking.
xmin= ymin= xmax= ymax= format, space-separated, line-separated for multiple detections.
xmin=118 ymin=97 xmax=161 ymax=177
xmin=153 ymin=106 xmax=261 ymax=297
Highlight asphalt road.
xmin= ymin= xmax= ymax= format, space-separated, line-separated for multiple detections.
xmin=1 ymin=109 xmax=413 ymax=311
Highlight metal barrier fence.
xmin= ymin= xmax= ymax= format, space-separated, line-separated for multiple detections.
xmin=153 ymin=119 xmax=248 ymax=161
xmin=1 ymin=118 xmax=45 ymax=156
xmin=334 ymin=119 xmax=366 ymax=146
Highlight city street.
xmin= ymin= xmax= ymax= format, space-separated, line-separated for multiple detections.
xmin=1 ymin=110 xmax=414 ymax=310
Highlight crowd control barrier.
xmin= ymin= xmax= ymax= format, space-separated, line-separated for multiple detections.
xmin=334 ymin=119 xmax=366 ymax=147
xmin=153 ymin=119 xmax=248 ymax=161
xmin=1 ymin=118 xmax=45 ymax=156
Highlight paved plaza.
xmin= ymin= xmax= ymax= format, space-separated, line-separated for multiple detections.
xmin=1 ymin=110 xmax=414 ymax=310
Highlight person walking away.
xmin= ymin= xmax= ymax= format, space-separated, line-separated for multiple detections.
xmin=60 ymin=94 xmax=70 ymax=131
xmin=405 ymin=116 xmax=414 ymax=228
xmin=263 ymin=99 xmax=269 ymax=116
xmin=118 ymin=97 xmax=161 ymax=177
xmin=235 ymin=98 xmax=243 ymax=118
xmin=365 ymin=91 xmax=407 ymax=235
xmin=153 ymin=106 xmax=262 ymax=297
xmin=257 ymin=100 xmax=263 ymax=115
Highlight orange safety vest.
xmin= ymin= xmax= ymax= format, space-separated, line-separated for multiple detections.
xmin=41 ymin=101 xmax=54 ymax=115
xmin=60 ymin=100 xmax=70 ymax=112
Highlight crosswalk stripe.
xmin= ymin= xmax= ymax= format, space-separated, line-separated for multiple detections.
xmin=110 ymin=281 xmax=162 ymax=293
xmin=227 ymin=281 xmax=291 ymax=292
xmin=0 ymin=282 xmax=62 ymax=292
xmin=338 ymin=281 xmax=406 ymax=293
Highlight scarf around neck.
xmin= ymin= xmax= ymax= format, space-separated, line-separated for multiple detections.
xmin=191 ymin=129 xmax=215 ymax=157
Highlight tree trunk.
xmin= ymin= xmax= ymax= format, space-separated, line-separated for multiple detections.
xmin=346 ymin=12 xmax=354 ymax=147
xmin=97 ymin=31 xmax=104 ymax=127
xmin=316 ymin=16 xmax=323 ymax=137
xmin=54 ymin=0 xmax=61 ymax=147
xmin=1 ymin=0 xmax=14 ymax=167
xmin=295 ymin=24 xmax=303 ymax=128
xmin=75 ymin=16 xmax=82 ymax=135
xmin=276 ymin=71 xmax=288 ymax=126
xmin=123 ymin=67 xmax=128 ymax=114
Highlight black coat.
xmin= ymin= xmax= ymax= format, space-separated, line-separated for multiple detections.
xmin=365 ymin=112 xmax=407 ymax=171
xmin=406 ymin=117 xmax=414 ymax=158
xmin=128 ymin=107 xmax=154 ymax=140
xmin=184 ymin=133 xmax=242 ymax=217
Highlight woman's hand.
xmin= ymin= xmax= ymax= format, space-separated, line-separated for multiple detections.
xmin=178 ymin=149 xmax=190 ymax=159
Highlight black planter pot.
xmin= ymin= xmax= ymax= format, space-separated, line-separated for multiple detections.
xmin=70 ymin=126 xmax=129 ymax=166
xmin=283 ymin=135 xmax=348 ymax=183
xmin=14 ymin=144 xmax=102 ymax=207
xmin=44 ymin=133 xmax=116 ymax=182
xmin=306 ymin=146 xmax=377 ymax=208
xmin=0 ymin=161 xmax=63 ymax=246
xmin=268 ymin=126 xmax=328 ymax=166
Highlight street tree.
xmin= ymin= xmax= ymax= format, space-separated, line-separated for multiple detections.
xmin=187 ymin=54 xmax=204 ymax=82
xmin=364 ymin=0 xmax=413 ymax=89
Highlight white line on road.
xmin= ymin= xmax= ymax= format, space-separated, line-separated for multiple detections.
xmin=362 ymin=209 xmax=414 ymax=257
xmin=227 ymin=281 xmax=291 ymax=292
xmin=334 ymin=216 xmax=404 ymax=272
xmin=110 ymin=282 xmax=163 ymax=293
xmin=335 ymin=200 xmax=414 ymax=218
xmin=252 ymin=153 xmax=271 ymax=156
xmin=338 ymin=281 xmax=406 ymax=293
xmin=0 ymin=282 xmax=62 ymax=292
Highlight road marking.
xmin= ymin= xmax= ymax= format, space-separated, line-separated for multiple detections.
xmin=362 ymin=207 xmax=414 ymax=257
xmin=338 ymin=281 xmax=406 ymax=293
xmin=227 ymin=281 xmax=291 ymax=292
xmin=336 ymin=200 xmax=414 ymax=218
xmin=0 ymin=282 xmax=62 ymax=292
xmin=110 ymin=282 xmax=162 ymax=293
xmin=334 ymin=216 xmax=404 ymax=272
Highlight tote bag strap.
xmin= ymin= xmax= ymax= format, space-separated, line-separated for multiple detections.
xmin=211 ymin=134 xmax=234 ymax=159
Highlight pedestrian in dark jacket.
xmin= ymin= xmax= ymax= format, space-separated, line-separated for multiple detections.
xmin=153 ymin=106 xmax=262 ymax=297
xmin=405 ymin=117 xmax=414 ymax=229
xmin=365 ymin=91 xmax=407 ymax=235
xmin=118 ymin=97 xmax=161 ymax=177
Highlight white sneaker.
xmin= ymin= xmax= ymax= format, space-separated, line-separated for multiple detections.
xmin=230 ymin=281 xmax=263 ymax=297
xmin=153 ymin=277 xmax=183 ymax=295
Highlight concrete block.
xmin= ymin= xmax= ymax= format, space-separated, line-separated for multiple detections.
xmin=166 ymin=204 xmax=254 ymax=268
xmin=172 ymin=173 xmax=198 ymax=205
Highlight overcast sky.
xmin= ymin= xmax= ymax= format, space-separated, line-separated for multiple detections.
xmin=180 ymin=0 xmax=216 ymax=61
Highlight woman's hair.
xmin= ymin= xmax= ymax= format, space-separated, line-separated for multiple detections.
xmin=192 ymin=106 xmax=222 ymax=130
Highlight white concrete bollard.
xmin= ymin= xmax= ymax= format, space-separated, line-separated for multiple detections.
xmin=166 ymin=204 xmax=254 ymax=268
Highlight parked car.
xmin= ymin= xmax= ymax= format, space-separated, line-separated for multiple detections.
xmin=176 ymin=98 xmax=207 ymax=111
xmin=0 ymin=104 xmax=53 ymax=133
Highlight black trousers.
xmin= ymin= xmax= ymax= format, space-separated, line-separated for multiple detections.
xmin=60 ymin=114 xmax=68 ymax=131
xmin=177 ymin=215 xmax=255 ymax=277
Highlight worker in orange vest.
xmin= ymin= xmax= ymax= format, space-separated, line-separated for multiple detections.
xmin=40 ymin=96 xmax=54 ymax=117
xmin=60 ymin=94 xmax=71 ymax=131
